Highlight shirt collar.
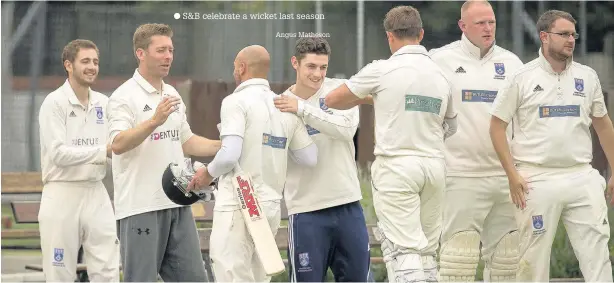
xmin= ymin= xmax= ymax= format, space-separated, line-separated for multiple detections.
xmin=537 ymin=47 xmax=573 ymax=75
xmin=233 ymin=78 xmax=270 ymax=93
xmin=61 ymin=79 xmax=98 ymax=106
xmin=391 ymin=44 xmax=429 ymax=58
xmin=460 ymin=33 xmax=496 ymax=60
xmin=132 ymin=69 xmax=164 ymax=94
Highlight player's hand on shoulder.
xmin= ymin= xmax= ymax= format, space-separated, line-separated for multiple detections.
xmin=151 ymin=96 xmax=180 ymax=126
xmin=274 ymin=94 xmax=299 ymax=114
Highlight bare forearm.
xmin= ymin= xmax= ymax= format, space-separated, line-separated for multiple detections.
xmin=111 ymin=119 xmax=158 ymax=155
xmin=490 ymin=117 xmax=518 ymax=178
xmin=182 ymin=135 xmax=221 ymax=157
xmin=594 ymin=116 xmax=614 ymax=169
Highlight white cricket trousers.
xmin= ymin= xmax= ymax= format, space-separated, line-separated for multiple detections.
xmin=210 ymin=200 xmax=282 ymax=282
xmin=515 ymin=165 xmax=612 ymax=282
xmin=371 ymin=155 xmax=445 ymax=283
xmin=38 ymin=181 xmax=120 ymax=282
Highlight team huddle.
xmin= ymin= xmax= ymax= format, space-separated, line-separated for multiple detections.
xmin=37 ymin=0 xmax=613 ymax=282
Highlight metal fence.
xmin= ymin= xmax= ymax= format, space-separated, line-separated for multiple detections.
xmin=2 ymin=1 xmax=613 ymax=172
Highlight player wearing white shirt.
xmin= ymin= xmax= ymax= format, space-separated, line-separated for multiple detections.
xmin=272 ymin=37 xmax=369 ymax=282
xmin=428 ymin=1 xmax=524 ymax=281
xmin=107 ymin=24 xmax=220 ymax=282
xmin=490 ymin=10 xmax=614 ymax=282
xmin=189 ymin=45 xmax=317 ymax=282
xmin=38 ymin=39 xmax=119 ymax=282
xmin=326 ymin=6 xmax=457 ymax=282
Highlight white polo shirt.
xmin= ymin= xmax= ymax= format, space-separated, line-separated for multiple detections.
xmin=430 ymin=34 xmax=524 ymax=177
xmin=39 ymin=80 xmax=109 ymax=184
xmin=346 ymin=45 xmax=456 ymax=159
xmin=490 ymin=49 xmax=608 ymax=174
xmin=215 ymin=79 xmax=314 ymax=211
xmin=281 ymin=78 xmax=362 ymax=215
xmin=108 ymin=69 xmax=194 ymax=220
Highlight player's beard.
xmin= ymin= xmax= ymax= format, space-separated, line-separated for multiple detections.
xmin=548 ymin=44 xmax=572 ymax=62
xmin=233 ymin=69 xmax=241 ymax=86
xmin=73 ymin=70 xmax=97 ymax=87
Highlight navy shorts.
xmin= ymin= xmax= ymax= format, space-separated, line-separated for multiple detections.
xmin=287 ymin=201 xmax=371 ymax=282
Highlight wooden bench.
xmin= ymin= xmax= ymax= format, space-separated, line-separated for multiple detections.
xmin=1 ymin=172 xmax=44 ymax=194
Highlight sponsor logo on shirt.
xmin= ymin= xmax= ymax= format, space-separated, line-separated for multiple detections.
xmin=306 ymin=125 xmax=320 ymax=135
xmin=494 ymin=63 xmax=506 ymax=80
xmin=262 ymin=133 xmax=287 ymax=149
xmin=539 ymin=105 xmax=580 ymax=118
xmin=150 ymin=129 xmax=180 ymax=141
xmin=573 ymin=78 xmax=585 ymax=97
xmin=455 ymin=66 xmax=466 ymax=74
xmin=404 ymin=95 xmax=442 ymax=114
xmin=462 ymin=89 xmax=498 ymax=103
xmin=72 ymin=137 xmax=100 ymax=146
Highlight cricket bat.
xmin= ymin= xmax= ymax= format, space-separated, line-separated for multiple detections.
xmin=232 ymin=169 xmax=285 ymax=276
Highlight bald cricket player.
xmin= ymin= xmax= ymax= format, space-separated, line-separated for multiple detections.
xmin=429 ymin=1 xmax=524 ymax=281
xmin=188 ymin=45 xmax=317 ymax=282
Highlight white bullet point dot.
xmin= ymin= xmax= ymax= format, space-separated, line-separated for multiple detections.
xmin=174 ymin=13 xmax=180 ymax=20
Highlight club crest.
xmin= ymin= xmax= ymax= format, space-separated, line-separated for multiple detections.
xmin=54 ymin=248 xmax=64 ymax=262
xmin=299 ymin=252 xmax=310 ymax=267
xmin=95 ymin=106 xmax=103 ymax=119
xmin=319 ymin=98 xmax=328 ymax=110
xmin=494 ymin=63 xmax=505 ymax=75
xmin=574 ymin=78 xmax=584 ymax=92
xmin=532 ymin=215 xmax=544 ymax=230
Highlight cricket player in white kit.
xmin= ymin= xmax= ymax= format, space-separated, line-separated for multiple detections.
xmin=38 ymin=39 xmax=119 ymax=282
xmin=428 ymin=1 xmax=524 ymax=281
xmin=107 ymin=23 xmax=221 ymax=282
xmin=273 ymin=37 xmax=370 ymax=282
xmin=490 ymin=10 xmax=614 ymax=282
xmin=188 ymin=45 xmax=317 ymax=282
xmin=326 ymin=6 xmax=457 ymax=282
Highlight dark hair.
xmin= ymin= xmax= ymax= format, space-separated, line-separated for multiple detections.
xmin=383 ymin=6 xmax=423 ymax=40
xmin=294 ymin=37 xmax=331 ymax=62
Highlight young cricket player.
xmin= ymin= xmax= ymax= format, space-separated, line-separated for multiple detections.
xmin=490 ymin=10 xmax=614 ymax=282
xmin=188 ymin=45 xmax=318 ymax=282
xmin=107 ymin=23 xmax=220 ymax=282
xmin=428 ymin=1 xmax=524 ymax=281
xmin=273 ymin=37 xmax=370 ymax=282
xmin=325 ymin=6 xmax=457 ymax=282
xmin=38 ymin=39 xmax=119 ymax=282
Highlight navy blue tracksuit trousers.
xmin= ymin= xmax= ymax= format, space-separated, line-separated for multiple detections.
xmin=287 ymin=201 xmax=371 ymax=282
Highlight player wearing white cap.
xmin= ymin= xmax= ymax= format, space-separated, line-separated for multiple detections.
xmin=490 ymin=10 xmax=614 ymax=282
xmin=273 ymin=37 xmax=370 ymax=282
xmin=325 ymin=6 xmax=457 ymax=282
xmin=38 ymin=39 xmax=119 ymax=282
xmin=188 ymin=45 xmax=317 ymax=282
xmin=428 ymin=1 xmax=524 ymax=281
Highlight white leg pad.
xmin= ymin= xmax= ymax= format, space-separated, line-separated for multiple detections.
xmin=483 ymin=231 xmax=519 ymax=282
xmin=438 ymin=230 xmax=481 ymax=282
xmin=421 ymin=255 xmax=438 ymax=282
xmin=374 ymin=223 xmax=426 ymax=283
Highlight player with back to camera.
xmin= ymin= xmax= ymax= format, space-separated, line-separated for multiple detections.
xmin=428 ymin=1 xmax=524 ymax=281
xmin=38 ymin=39 xmax=119 ymax=282
xmin=273 ymin=37 xmax=371 ymax=282
xmin=325 ymin=5 xmax=457 ymax=283
xmin=489 ymin=10 xmax=614 ymax=282
xmin=107 ymin=23 xmax=221 ymax=282
xmin=188 ymin=45 xmax=318 ymax=282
